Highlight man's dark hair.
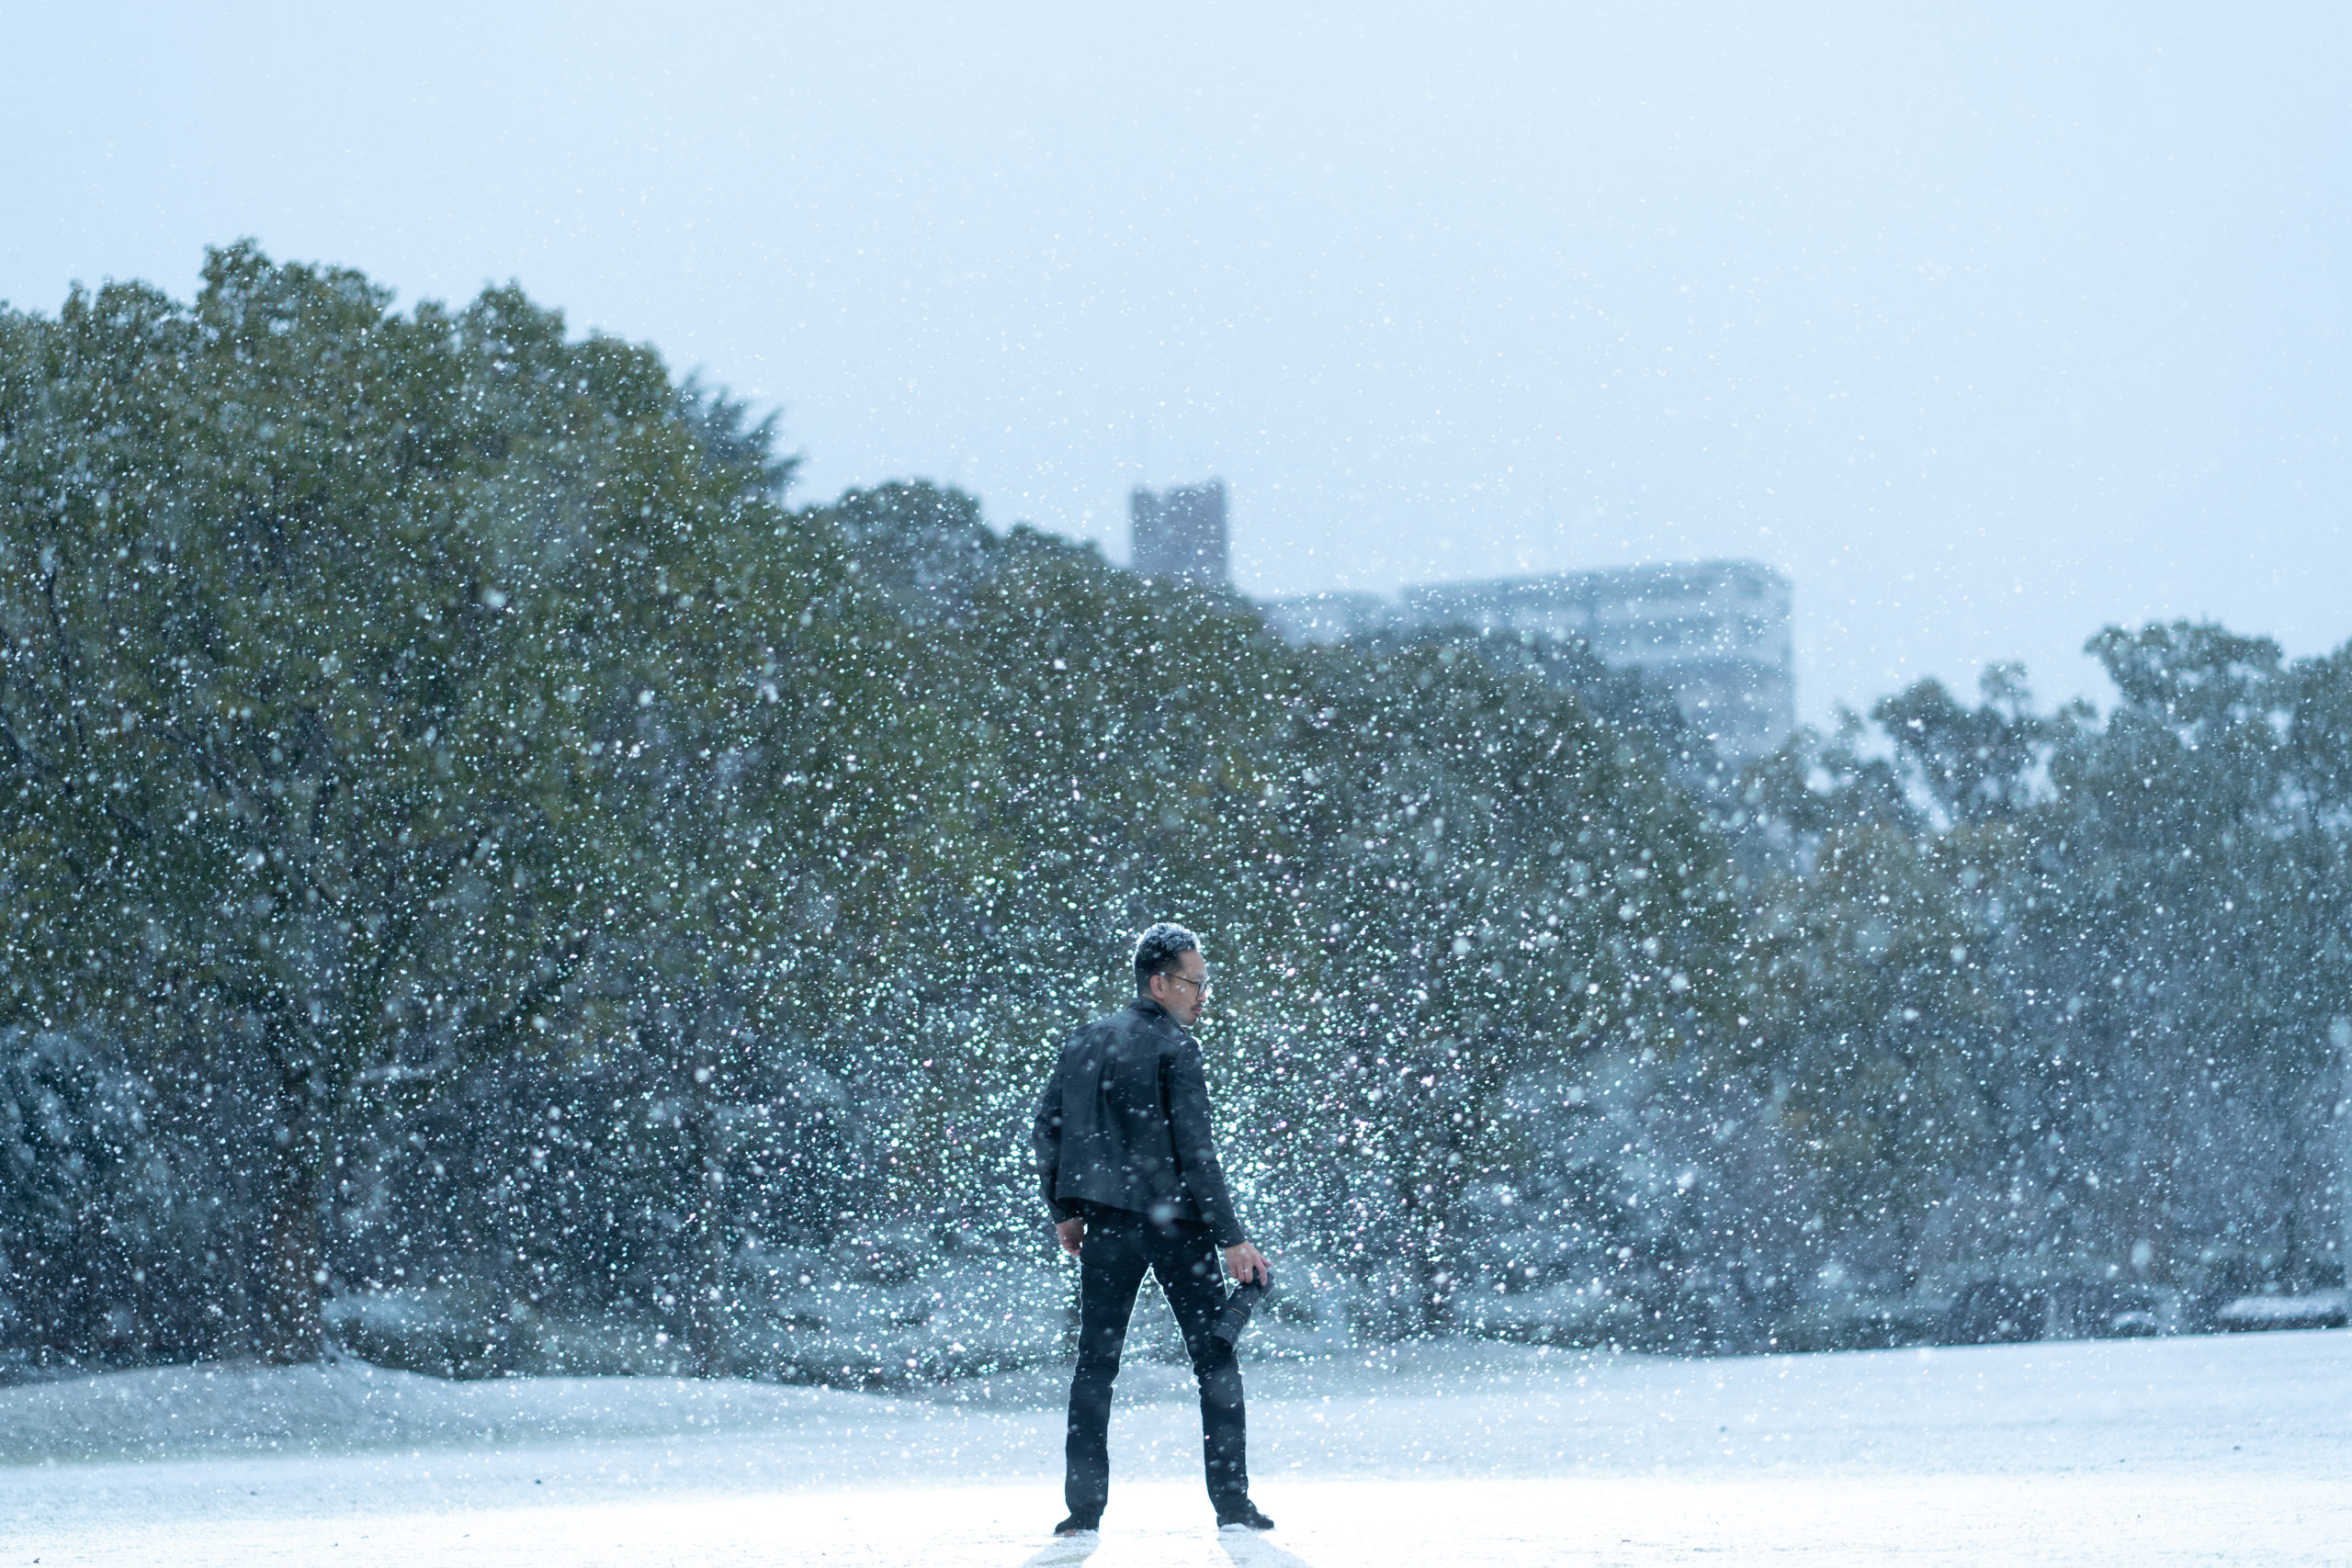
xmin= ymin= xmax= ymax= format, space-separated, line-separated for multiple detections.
xmin=1134 ymin=922 xmax=1201 ymax=992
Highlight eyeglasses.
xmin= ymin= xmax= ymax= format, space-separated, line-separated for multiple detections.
xmin=1162 ymin=972 xmax=1214 ymax=999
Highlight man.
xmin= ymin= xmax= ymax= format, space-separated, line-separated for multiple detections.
xmin=1032 ymin=922 xmax=1276 ymax=1538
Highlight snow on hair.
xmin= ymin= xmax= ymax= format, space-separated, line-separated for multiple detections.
xmin=1134 ymin=922 xmax=1201 ymax=988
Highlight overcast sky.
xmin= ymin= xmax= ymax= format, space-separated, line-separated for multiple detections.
xmin=6 ymin=2 xmax=2346 ymax=725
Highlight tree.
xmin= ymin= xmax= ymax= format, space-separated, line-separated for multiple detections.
xmin=0 ymin=245 xmax=818 ymax=1359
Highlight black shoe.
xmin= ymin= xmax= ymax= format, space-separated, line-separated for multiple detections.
xmin=1216 ymin=1503 xmax=1275 ymax=1532
xmin=1053 ymin=1516 xmax=1100 ymax=1538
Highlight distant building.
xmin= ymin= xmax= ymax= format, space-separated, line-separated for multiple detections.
xmin=1264 ymin=559 xmax=1795 ymax=767
xmin=1131 ymin=480 xmax=1228 ymax=585
xmin=1255 ymin=590 xmax=1401 ymax=643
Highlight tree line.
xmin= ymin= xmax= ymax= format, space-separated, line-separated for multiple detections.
xmin=2 ymin=246 xmax=2346 ymax=1377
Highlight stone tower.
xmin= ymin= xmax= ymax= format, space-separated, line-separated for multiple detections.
xmin=1129 ymin=479 xmax=1228 ymax=586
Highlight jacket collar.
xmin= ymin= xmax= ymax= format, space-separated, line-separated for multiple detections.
xmin=1127 ymin=997 xmax=1194 ymax=1038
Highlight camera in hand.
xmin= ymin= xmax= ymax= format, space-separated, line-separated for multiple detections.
xmin=1209 ymin=1278 xmax=1270 ymax=1349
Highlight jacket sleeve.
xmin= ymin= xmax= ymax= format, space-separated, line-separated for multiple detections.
xmin=1032 ymin=1043 xmax=1079 ymax=1224
xmin=1164 ymin=1036 xmax=1248 ymax=1247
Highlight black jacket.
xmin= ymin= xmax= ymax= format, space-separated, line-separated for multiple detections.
xmin=1032 ymin=998 xmax=1247 ymax=1247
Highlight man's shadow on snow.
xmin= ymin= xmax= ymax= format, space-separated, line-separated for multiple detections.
xmin=1218 ymin=1535 xmax=1319 ymax=1568
xmin=1015 ymin=1532 xmax=1318 ymax=1568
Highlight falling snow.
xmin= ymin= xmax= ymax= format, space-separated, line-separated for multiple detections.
xmin=3 ymin=234 xmax=2348 ymax=1567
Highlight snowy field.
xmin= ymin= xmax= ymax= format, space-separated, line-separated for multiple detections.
xmin=5 ymin=1329 xmax=2348 ymax=1565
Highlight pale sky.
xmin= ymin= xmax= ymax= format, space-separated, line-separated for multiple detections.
xmin=5 ymin=2 xmax=2346 ymax=725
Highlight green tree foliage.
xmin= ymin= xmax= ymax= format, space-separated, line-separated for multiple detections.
xmin=2018 ymin=626 xmax=2350 ymax=1281
xmin=788 ymin=486 xmax=1740 ymax=1332
xmin=1 ymin=248 xmax=1726 ymax=1365
xmin=1738 ymin=823 xmax=2006 ymax=1251
xmin=1745 ymin=632 xmax=2352 ymax=1302
xmin=0 ymin=246 xmax=885 ymax=1359
xmin=18 ymin=245 xmax=2335 ymax=1374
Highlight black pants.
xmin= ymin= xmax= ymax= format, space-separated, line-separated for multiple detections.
xmin=1064 ymin=1205 xmax=1248 ymax=1523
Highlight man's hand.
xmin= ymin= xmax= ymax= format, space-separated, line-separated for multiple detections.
xmin=1056 ymin=1217 xmax=1086 ymax=1258
xmin=1224 ymin=1242 xmax=1270 ymax=1287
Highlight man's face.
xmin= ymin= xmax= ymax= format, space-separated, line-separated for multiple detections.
xmin=1149 ymin=950 xmax=1210 ymax=1026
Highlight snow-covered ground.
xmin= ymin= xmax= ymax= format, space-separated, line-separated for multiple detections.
xmin=5 ymin=1329 xmax=2347 ymax=1564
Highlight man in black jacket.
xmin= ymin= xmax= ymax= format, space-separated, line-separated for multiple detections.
xmin=1032 ymin=922 xmax=1274 ymax=1538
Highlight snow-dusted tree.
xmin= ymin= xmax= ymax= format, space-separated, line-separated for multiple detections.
xmin=0 ymin=245 xmax=896 ymax=1360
